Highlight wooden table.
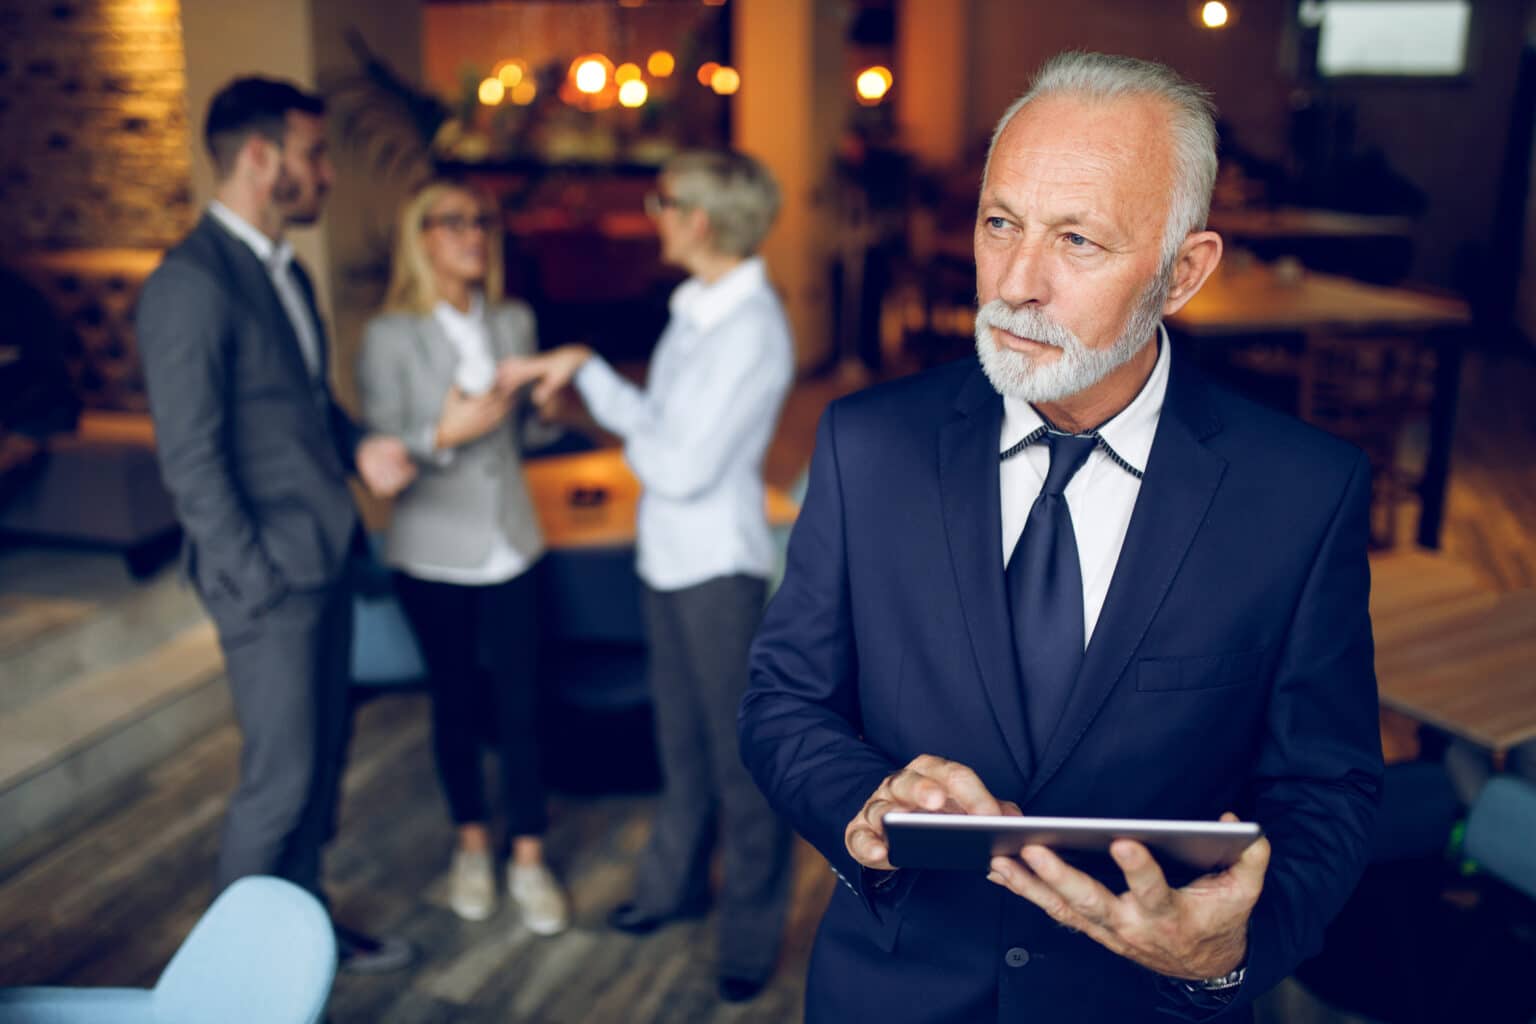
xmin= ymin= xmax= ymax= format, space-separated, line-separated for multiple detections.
xmin=1170 ymin=262 xmax=1472 ymax=548
xmin=523 ymin=448 xmax=799 ymax=550
xmin=1370 ymin=551 xmax=1536 ymax=755
xmin=1170 ymin=261 xmax=1470 ymax=338
xmin=1207 ymin=207 xmax=1415 ymax=244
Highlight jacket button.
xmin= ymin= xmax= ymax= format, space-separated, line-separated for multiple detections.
xmin=1004 ymin=947 xmax=1031 ymax=968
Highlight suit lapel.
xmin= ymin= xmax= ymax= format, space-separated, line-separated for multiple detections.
xmin=287 ymin=259 xmax=330 ymax=383
xmin=1024 ymin=356 xmax=1228 ymax=802
xmin=198 ymin=215 xmax=313 ymax=387
xmin=939 ymin=366 xmax=1036 ymax=782
xmin=414 ymin=314 xmax=462 ymax=387
xmin=485 ymin=306 xmax=516 ymax=362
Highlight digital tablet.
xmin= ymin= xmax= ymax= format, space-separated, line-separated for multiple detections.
xmin=883 ymin=812 xmax=1263 ymax=873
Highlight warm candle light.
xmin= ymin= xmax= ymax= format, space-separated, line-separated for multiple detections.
xmin=477 ymin=77 xmax=505 ymax=105
xmin=511 ymin=80 xmax=537 ymax=106
xmin=709 ymin=65 xmax=740 ymax=96
xmin=619 ymin=79 xmax=649 ymax=108
xmin=615 ymin=62 xmax=642 ymax=85
xmin=855 ymin=65 xmax=893 ymax=104
xmin=647 ymin=50 xmax=675 ymax=77
xmin=1201 ymin=1 xmax=1230 ymax=28
xmin=697 ymin=61 xmax=721 ymax=86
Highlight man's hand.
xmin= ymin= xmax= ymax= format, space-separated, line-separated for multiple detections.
xmin=356 ymin=434 xmax=417 ymax=499
xmin=846 ymin=754 xmax=1020 ymax=871
xmin=435 ymin=386 xmax=511 ymax=450
xmin=987 ymin=812 xmax=1269 ymax=980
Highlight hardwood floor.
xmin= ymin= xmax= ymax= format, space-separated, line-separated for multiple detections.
xmin=0 ymin=691 xmax=833 ymax=1022
xmin=1 ymin=341 xmax=1532 ymax=1022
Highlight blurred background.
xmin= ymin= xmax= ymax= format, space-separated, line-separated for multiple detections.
xmin=2 ymin=2 xmax=1536 ymax=1022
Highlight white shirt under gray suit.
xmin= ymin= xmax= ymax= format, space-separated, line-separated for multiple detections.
xmin=357 ymin=295 xmax=555 ymax=836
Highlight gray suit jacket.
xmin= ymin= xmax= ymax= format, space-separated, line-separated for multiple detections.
xmin=358 ymin=302 xmax=546 ymax=572
xmin=136 ymin=214 xmax=362 ymax=621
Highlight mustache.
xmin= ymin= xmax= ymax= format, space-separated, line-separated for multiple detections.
xmin=976 ymin=300 xmax=1076 ymax=350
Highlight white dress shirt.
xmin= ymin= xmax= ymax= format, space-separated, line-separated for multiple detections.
xmin=394 ymin=295 xmax=536 ymax=586
xmin=1000 ymin=326 xmax=1171 ymax=643
xmin=574 ymin=257 xmax=794 ymax=592
xmin=206 ymin=201 xmax=323 ymax=383
xmin=434 ymin=294 xmax=499 ymax=396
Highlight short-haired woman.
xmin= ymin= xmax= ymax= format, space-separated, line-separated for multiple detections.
xmin=501 ymin=150 xmax=794 ymax=1001
xmin=357 ymin=179 xmax=568 ymax=934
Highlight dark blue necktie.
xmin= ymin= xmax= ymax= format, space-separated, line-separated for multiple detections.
xmin=1005 ymin=431 xmax=1099 ymax=758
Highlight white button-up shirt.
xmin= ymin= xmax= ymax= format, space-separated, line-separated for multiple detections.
xmin=999 ymin=326 xmax=1171 ymax=643
xmin=574 ymin=257 xmax=794 ymax=592
xmin=434 ymin=294 xmax=499 ymax=396
xmin=206 ymin=201 xmax=323 ymax=382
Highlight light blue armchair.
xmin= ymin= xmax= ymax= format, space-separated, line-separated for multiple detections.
xmin=1464 ymin=775 xmax=1536 ymax=901
xmin=0 ymin=876 xmax=336 ymax=1024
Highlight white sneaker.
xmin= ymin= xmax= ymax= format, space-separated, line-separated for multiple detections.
xmin=508 ymin=862 xmax=570 ymax=936
xmin=448 ymin=849 xmax=497 ymax=921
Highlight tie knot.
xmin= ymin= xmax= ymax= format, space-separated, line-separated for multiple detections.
xmin=1039 ymin=432 xmax=1097 ymax=496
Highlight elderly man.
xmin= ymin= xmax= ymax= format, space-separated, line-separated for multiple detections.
xmin=740 ymin=52 xmax=1382 ymax=1022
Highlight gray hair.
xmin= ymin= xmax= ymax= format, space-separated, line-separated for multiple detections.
xmin=985 ymin=51 xmax=1218 ymax=266
xmin=664 ymin=149 xmax=781 ymax=259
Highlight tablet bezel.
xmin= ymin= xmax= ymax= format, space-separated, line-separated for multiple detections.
xmin=882 ymin=812 xmax=1263 ymax=873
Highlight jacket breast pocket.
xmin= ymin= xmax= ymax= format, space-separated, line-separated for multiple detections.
xmin=1135 ymin=647 xmax=1269 ymax=692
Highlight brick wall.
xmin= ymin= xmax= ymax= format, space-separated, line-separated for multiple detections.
xmin=0 ymin=0 xmax=195 ymax=249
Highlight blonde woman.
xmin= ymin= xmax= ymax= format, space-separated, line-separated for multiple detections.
xmin=358 ymin=179 xmax=568 ymax=933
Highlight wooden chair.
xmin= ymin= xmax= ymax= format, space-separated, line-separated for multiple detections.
xmin=1297 ymin=332 xmax=1437 ymax=548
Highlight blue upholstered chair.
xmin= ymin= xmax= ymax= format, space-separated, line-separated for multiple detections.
xmin=349 ymin=534 xmax=426 ymax=689
xmin=1464 ymin=775 xmax=1536 ymax=901
xmin=0 ymin=876 xmax=336 ymax=1024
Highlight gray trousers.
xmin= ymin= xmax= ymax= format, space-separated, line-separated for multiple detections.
xmin=635 ymin=575 xmax=792 ymax=980
xmin=208 ymin=581 xmax=353 ymax=899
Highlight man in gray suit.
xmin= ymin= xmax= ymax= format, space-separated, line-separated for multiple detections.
xmin=136 ymin=77 xmax=416 ymax=972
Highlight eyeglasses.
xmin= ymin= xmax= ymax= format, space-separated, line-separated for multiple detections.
xmin=643 ymin=191 xmax=684 ymax=217
xmin=422 ymin=212 xmax=496 ymax=233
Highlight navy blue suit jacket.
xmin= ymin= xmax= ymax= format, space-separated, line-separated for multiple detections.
xmin=740 ymin=352 xmax=1383 ymax=1022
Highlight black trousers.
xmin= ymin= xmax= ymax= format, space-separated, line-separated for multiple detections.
xmin=393 ymin=568 xmax=548 ymax=839
xmin=212 ymin=579 xmax=353 ymax=899
xmin=634 ymin=574 xmax=792 ymax=981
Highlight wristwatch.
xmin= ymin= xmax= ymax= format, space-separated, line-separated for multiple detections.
xmin=1185 ymin=965 xmax=1246 ymax=992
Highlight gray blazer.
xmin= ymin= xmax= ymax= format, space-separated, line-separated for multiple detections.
xmin=136 ymin=214 xmax=361 ymax=621
xmin=358 ymin=302 xmax=546 ymax=573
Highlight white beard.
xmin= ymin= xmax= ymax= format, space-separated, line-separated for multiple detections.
xmin=973 ymin=271 xmax=1169 ymax=404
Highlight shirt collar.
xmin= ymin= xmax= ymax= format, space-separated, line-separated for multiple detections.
xmin=207 ymin=201 xmax=293 ymax=272
xmin=432 ymin=292 xmax=486 ymax=334
xmin=1001 ymin=322 xmax=1171 ymax=476
xmin=669 ymin=257 xmax=768 ymax=332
